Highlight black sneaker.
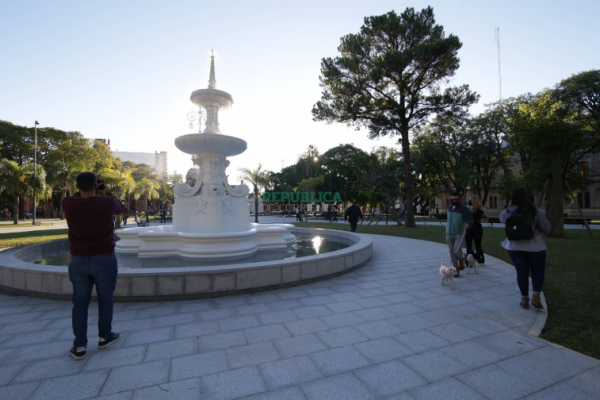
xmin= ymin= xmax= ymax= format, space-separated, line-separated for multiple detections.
xmin=70 ymin=346 xmax=86 ymax=360
xmin=98 ymin=332 xmax=120 ymax=350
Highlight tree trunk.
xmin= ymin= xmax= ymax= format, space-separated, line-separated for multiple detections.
xmin=400 ymin=127 xmax=416 ymax=227
xmin=60 ymin=189 xmax=67 ymax=220
xmin=144 ymin=193 xmax=149 ymax=225
xmin=19 ymin=194 xmax=26 ymax=221
xmin=254 ymin=188 xmax=259 ymax=224
xmin=547 ymin=152 xmax=564 ymax=237
xmin=12 ymin=194 xmax=18 ymax=224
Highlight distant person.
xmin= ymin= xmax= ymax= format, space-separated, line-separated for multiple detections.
xmin=500 ymin=188 xmax=551 ymax=310
xmin=62 ymin=172 xmax=126 ymax=360
xmin=466 ymin=195 xmax=486 ymax=265
xmin=296 ymin=207 xmax=301 ymax=222
xmin=160 ymin=208 xmax=167 ymax=223
xmin=344 ymin=202 xmax=363 ymax=232
xmin=122 ymin=210 xmax=128 ymax=225
xmin=435 ymin=192 xmax=473 ymax=277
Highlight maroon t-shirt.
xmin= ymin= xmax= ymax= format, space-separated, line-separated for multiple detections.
xmin=62 ymin=192 xmax=127 ymax=256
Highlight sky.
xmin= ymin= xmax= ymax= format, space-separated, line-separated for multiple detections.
xmin=1 ymin=0 xmax=599 ymax=182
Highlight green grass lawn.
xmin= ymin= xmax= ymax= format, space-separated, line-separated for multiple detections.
xmin=0 ymin=223 xmax=54 ymax=229
xmin=0 ymin=222 xmax=598 ymax=359
xmin=293 ymin=221 xmax=600 ymax=360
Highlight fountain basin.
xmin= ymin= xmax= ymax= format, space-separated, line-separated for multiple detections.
xmin=174 ymin=133 xmax=247 ymax=156
xmin=0 ymin=228 xmax=372 ymax=301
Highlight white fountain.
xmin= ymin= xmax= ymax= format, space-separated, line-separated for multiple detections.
xmin=116 ymin=51 xmax=294 ymax=259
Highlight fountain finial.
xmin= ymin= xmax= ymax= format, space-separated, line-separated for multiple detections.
xmin=208 ymin=50 xmax=217 ymax=89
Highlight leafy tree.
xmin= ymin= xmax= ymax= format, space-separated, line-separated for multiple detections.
xmin=313 ymin=7 xmax=478 ymax=227
xmin=319 ymin=144 xmax=371 ymax=203
xmin=47 ymin=161 xmax=86 ymax=219
xmin=0 ymin=160 xmax=45 ymax=224
xmin=239 ymin=164 xmax=271 ymax=223
xmin=133 ymin=178 xmax=160 ymax=225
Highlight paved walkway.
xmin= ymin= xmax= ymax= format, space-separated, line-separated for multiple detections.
xmin=0 ymin=235 xmax=598 ymax=399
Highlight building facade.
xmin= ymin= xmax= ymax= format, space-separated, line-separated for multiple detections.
xmin=113 ymin=151 xmax=168 ymax=176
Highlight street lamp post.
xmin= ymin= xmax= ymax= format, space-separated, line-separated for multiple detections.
xmin=32 ymin=121 xmax=39 ymax=226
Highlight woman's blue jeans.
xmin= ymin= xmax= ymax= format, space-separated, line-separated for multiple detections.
xmin=69 ymin=252 xmax=118 ymax=348
xmin=507 ymin=250 xmax=546 ymax=297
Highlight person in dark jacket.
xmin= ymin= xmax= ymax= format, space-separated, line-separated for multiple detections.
xmin=160 ymin=208 xmax=167 ymax=223
xmin=435 ymin=192 xmax=473 ymax=276
xmin=344 ymin=202 xmax=363 ymax=232
xmin=62 ymin=172 xmax=126 ymax=360
xmin=466 ymin=195 xmax=486 ymax=264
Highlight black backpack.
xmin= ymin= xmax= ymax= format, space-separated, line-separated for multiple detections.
xmin=505 ymin=209 xmax=535 ymax=241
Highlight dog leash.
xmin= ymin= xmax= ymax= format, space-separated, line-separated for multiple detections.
xmin=456 ymin=227 xmax=467 ymax=249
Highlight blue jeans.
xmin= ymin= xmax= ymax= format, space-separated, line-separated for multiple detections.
xmin=507 ymin=250 xmax=546 ymax=297
xmin=69 ymin=252 xmax=118 ymax=348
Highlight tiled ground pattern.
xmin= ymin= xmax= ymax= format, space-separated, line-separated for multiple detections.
xmin=0 ymin=234 xmax=598 ymax=400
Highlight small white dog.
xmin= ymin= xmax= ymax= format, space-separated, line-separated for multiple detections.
xmin=439 ymin=259 xmax=457 ymax=290
xmin=466 ymin=254 xmax=478 ymax=274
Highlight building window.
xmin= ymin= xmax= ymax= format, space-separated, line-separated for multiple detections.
xmin=577 ymin=192 xmax=591 ymax=209
xmin=489 ymin=196 xmax=499 ymax=209
xmin=579 ymin=161 xmax=587 ymax=178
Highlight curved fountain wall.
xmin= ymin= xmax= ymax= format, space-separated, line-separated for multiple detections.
xmin=0 ymin=228 xmax=372 ymax=301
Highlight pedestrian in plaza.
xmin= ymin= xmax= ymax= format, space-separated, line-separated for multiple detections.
xmin=344 ymin=201 xmax=363 ymax=232
xmin=62 ymin=172 xmax=126 ymax=360
xmin=160 ymin=207 xmax=167 ymax=223
xmin=466 ymin=195 xmax=486 ymax=265
xmin=435 ymin=192 xmax=473 ymax=277
xmin=122 ymin=210 xmax=128 ymax=225
xmin=295 ymin=206 xmax=302 ymax=222
xmin=500 ymin=188 xmax=551 ymax=310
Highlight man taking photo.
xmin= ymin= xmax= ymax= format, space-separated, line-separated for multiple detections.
xmin=62 ymin=172 xmax=127 ymax=360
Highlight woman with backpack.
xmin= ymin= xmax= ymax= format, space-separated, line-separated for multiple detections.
xmin=500 ymin=188 xmax=552 ymax=310
xmin=466 ymin=195 xmax=486 ymax=265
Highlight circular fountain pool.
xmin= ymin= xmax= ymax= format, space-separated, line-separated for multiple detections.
xmin=0 ymin=228 xmax=372 ymax=301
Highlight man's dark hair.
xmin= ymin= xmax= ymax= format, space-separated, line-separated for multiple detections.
xmin=451 ymin=191 xmax=460 ymax=197
xmin=76 ymin=172 xmax=97 ymax=192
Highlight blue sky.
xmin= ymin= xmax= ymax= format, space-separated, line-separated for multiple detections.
xmin=1 ymin=0 xmax=598 ymax=179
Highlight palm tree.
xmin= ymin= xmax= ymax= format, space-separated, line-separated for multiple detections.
xmin=133 ymin=178 xmax=159 ymax=225
xmin=0 ymin=159 xmax=44 ymax=224
xmin=239 ymin=164 xmax=271 ymax=223
xmin=48 ymin=161 xmax=85 ymax=219
xmin=101 ymin=168 xmax=135 ymax=228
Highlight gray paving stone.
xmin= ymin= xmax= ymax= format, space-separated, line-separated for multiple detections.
xmin=29 ymin=369 xmax=109 ymax=400
xmin=236 ymin=303 xmax=271 ymax=315
xmin=13 ymin=356 xmax=85 ymax=383
xmin=388 ymin=314 xmax=438 ymax=332
xmin=427 ymin=322 xmax=482 ymax=344
xmin=219 ymin=315 xmax=261 ymax=332
xmin=110 ymin=318 xmax=154 ymax=333
xmin=259 ymin=355 xmax=324 ymax=389
xmin=401 ymin=349 xmax=470 ymax=382
xmin=268 ymin=299 xmax=304 ymax=311
xmin=123 ymin=326 xmax=174 ymax=347
xmin=393 ymin=330 xmax=451 ymax=353
xmin=354 ymin=337 xmax=414 ymax=362
xmin=136 ymin=305 xmax=178 ymax=319
xmin=170 ymin=350 xmax=228 ymax=381
xmin=354 ymin=320 xmax=403 ymax=339
xmin=0 ymin=363 xmax=27 ymax=385
xmin=249 ymin=294 xmax=280 ymax=304
xmin=240 ymin=385 xmax=307 ymax=400
xmin=325 ymin=300 xmax=363 ymax=313
xmin=381 ymin=392 xmax=416 ymax=400
xmin=174 ymin=321 xmax=220 ymax=339
xmin=214 ymin=296 xmax=249 ymax=308
xmin=132 ymin=377 xmax=201 ymax=399
xmin=293 ymin=305 xmax=332 ymax=319
xmin=0 ymin=320 xmax=51 ymax=335
xmin=310 ymin=345 xmax=371 ymax=376
xmin=439 ymin=341 xmax=506 ymax=368
xmin=299 ymin=295 xmax=333 ymax=306
xmin=101 ymin=359 xmax=170 ymax=395
xmin=284 ymin=318 xmax=330 ymax=336
xmin=199 ymin=331 xmax=247 ymax=352
xmin=565 ymin=366 xmax=600 ymax=397
xmin=95 ymin=392 xmax=134 ymax=400
xmin=354 ymin=307 xmax=397 ymax=322
xmin=523 ymin=380 xmax=596 ymax=400
xmin=273 ymin=334 xmax=327 ymax=358
xmin=316 ymin=326 xmax=368 ymax=348
xmin=244 ymin=324 xmax=291 ymax=344
xmin=457 ymin=316 xmax=510 ymax=335
xmin=533 ymin=345 xmax=600 ymax=375
xmin=198 ymin=307 xmax=236 ymax=321
xmin=330 ymin=292 xmax=362 ymax=302
xmin=144 ymin=337 xmax=198 ymax=361
xmin=383 ymin=293 xmax=417 ymax=304
xmin=257 ymin=310 xmax=299 ymax=325
xmin=176 ymin=301 xmax=214 ymax=313
xmin=321 ymin=312 xmax=367 ymax=328
xmin=355 ymin=360 xmax=428 ymax=397
xmin=0 ymin=381 xmax=40 ymax=400
xmin=226 ymin=341 xmax=281 ymax=369
xmin=153 ymin=312 xmax=197 ymax=327
xmin=84 ymin=345 xmax=147 ymax=371
xmin=455 ymin=364 xmax=537 ymax=400
xmin=1 ymin=329 xmax=62 ymax=347
xmin=276 ymin=290 xmax=307 ymax=300
xmin=301 ymin=372 xmax=376 ymax=400
xmin=409 ymin=377 xmax=486 ymax=400
xmin=200 ymin=365 xmax=267 ymax=400
xmin=472 ymin=331 xmax=540 ymax=358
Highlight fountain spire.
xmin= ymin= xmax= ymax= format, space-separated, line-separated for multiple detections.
xmin=208 ymin=50 xmax=217 ymax=89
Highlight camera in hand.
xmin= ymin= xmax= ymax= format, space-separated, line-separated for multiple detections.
xmin=96 ymin=179 xmax=106 ymax=191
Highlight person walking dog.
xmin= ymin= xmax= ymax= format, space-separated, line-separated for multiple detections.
xmin=344 ymin=202 xmax=363 ymax=232
xmin=62 ymin=172 xmax=127 ymax=360
xmin=500 ymin=188 xmax=551 ymax=310
xmin=435 ymin=192 xmax=473 ymax=277
xmin=466 ymin=195 xmax=486 ymax=264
